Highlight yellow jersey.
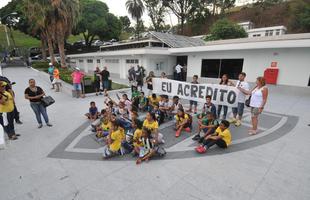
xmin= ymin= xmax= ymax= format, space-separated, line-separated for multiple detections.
xmin=109 ymin=129 xmax=125 ymax=152
xmin=133 ymin=128 xmax=143 ymax=147
xmin=0 ymin=91 xmax=14 ymax=113
xmin=143 ymin=119 xmax=158 ymax=132
xmin=215 ymin=127 xmax=232 ymax=146
xmin=175 ymin=113 xmax=189 ymax=123
xmin=101 ymin=121 xmax=112 ymax=132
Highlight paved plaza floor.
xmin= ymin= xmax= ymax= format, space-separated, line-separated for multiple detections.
xmin=0 ymin=66 xmax=310 ymax=200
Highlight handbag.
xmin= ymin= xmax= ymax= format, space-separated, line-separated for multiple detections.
xmin=245 ymin=95 xmax=251 ymax=107
xmin=41 ymin=96 xmax=55 ymax=107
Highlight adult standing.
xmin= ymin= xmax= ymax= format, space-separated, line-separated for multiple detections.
xmin=0 ymin=81 xmax=19 ymax=140
xmin=238 ymin=77 xmax=268 ymax=135
xmin=71 ymin=68 xmax=85 ymax=98
xmin=145 ymin=71 xmax=155 ymax=96
xmin=217 ymin=74 xmax=233 ymax=120
xmin=94 ymin=66 xmax=102 ymax=96
xmin=230 ymin=72 xmax=250 ymax=126
xmin=135 ymin=65 xmax=144 ymax=91
xmin=24 ymin=79 xmax=52 ymax=128
xmin=0 ymin=75 xmax=22 ymax=124
xmin=48 ymin=63 xmax=55 ymax=89
xmin=52 ymin=66 xmax=61 ymax=92
xmin=175 ymin=64 xmax=183 ymax=81
xmin=128 ymin=66 xmax=136 ymax=93
xmin=100 ymin=66 xmax=110 ymax=91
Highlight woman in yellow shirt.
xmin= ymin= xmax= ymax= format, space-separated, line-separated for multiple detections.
xmin=102 ymin=122 xmax=125 ymax=159
xmin=0 ymin=81 xmax=19 ymax=140
xmin=175 ymin=108 xmax=192 ymax=137
xmin=195 ymin=120 xmax=232 ymax=154
xmin=143 ymin=112 xmax=159 ymax=142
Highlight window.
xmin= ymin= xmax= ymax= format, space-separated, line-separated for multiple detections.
xmin=201 ymin=59 xmax=244 ymax=80
xmin=126 ymin=59 xmax=139 ymax=64
xmin=265 ymin=30 xmax=273 ymax=36
xmin=97 ymin=59 xmax=101 ymax=63
xmin=201 ymin=59 xmax=220 ymax=78
xmin=78 ymin=59 xmax=84 ymax=63
xmin=105 ymin=59 xmax=119 ymax=63
xmin=275 ymin=29 xmax=280 ymax=35
xmin=253 ymin=34 xmax=261 ymax=37
xmin=87 ymin=59 xmax=93 ymax=63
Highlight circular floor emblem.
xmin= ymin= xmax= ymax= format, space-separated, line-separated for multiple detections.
xmin=48 ymin=111 xmax=298 ymax=161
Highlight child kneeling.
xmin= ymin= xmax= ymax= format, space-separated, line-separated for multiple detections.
xmin=136 ymin=127 xmax=166 ymax=164
xmin=175 ymin=108 xmax=192 ymax=137
xmin=195 ymin=120 xmax=231 ymax=154
xmin=102 ymin=122 xmax=125 ymax=159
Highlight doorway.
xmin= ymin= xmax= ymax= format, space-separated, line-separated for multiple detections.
xmin=176 ymin=56 xmax=188 ymax=81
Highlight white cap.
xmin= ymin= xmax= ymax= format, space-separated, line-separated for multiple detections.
xmin=75 ymin=67 xmax=80 ymax=71
xmin=49 ymin=62 xmax=53 ymax=66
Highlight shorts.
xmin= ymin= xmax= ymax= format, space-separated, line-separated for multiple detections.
xmin=73 ymin=83 xmax=82 ymax=91
xmin=52 ymin=78 xmax=60 ymax=84
xmin=232 ymin=102 xmax=245 ymax=117
xmin=251 ymin=107 xmax=260 ymax=117
xmin=189 ymin=100 xmax=198 ymax=106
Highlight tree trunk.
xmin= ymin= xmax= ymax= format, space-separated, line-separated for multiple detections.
xmin=180 ymin=18 xmax=185 ymax=34
xmin=47 ymin=34 xmax=56 ymax=64
xmin=41 ymin=39 xmax=47 ymax=60
xmin=58 ymin=37 xmax=66 ymax=68
xmin=213 ymin=0 xmax=217 ymax=16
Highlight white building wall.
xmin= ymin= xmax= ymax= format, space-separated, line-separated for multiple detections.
xmin=186 ymin=47 xmax=310 ymax=87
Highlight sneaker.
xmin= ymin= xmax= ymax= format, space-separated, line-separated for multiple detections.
xmin=38 ymin=124 xmax=43 ymax=128
xmin=184 ymin=127 xmax=191 ymax=133
xmin=15 ymin=120 xmax=23 ymax=124
xmin=235 ymin=120 xmax=241 ymax=127
xmin=195 ymin=146 xmax=206 ymax=153
xmin=192 ymin=134 xmax=201 ymax=141
xmin=46 ymin=123 xmax=53 ymax=127
xmin=175 ymin=130 xmax=181 ymax=137
xmin=228 ymin=118 xmax=237 ymax=124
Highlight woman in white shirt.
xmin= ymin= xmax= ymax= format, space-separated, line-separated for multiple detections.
xmin=238 ymin=77 xmax=268 ymax=135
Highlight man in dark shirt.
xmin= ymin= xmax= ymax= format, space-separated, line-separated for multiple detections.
xmin=100 ymin=67 xmax=110 ymax=91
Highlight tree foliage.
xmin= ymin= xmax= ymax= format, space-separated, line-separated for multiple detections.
xmin=162 ymin=0 xmax=198 ymax=34
xmin=126 ymin=0 xmax=145 ymax=39
xmin=205 ymin=18 xmax=247 ymax=41
xmin=74 ymin=0 xmax=121 ymax=46
xmin=289 ymin=0 xmax=310 ymax=33
xmin=120 ymin=16 xmax=132 ymax=32
xmin=143 ymin=0 xmax=167 ymax=31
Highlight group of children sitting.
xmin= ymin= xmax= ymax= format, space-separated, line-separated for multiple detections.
xmin=85 ymin=86 xmax=232 ymax=164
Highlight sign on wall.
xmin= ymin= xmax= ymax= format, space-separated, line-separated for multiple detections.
xmin=152 ymin=78 xmax=240 ymax=107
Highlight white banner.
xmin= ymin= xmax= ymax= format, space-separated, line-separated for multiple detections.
xmin=152 ymin=78 xmax=240 ymax=107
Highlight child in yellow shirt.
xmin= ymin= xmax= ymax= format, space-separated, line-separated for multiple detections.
xmin=195 ymin=120 xmax=231 ymax=154
xmin=102 ymin=122 xmax=125 ymax=159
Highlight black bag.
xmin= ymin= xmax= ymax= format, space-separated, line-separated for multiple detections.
xmin=245 ymin=95 xmax=251 ymax=107
xmin=41 ymin=96 xmax=55 ymax=107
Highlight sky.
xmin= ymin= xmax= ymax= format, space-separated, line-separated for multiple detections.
xmin=0 ymin=0 xmax=178 ymax=27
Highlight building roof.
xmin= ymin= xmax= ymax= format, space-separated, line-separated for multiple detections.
xmin=149 ymin=31 xmax=206 ymax=48
xmin=170 ymin=33 xmax=310 ymax=54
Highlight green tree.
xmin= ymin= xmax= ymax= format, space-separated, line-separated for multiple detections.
xmin=143 ymin=0 xmax=167 ymax=32
xmin=50 ymin=0 xmax=80 ymax=67
xmin=120 ymin=16 xmax=132 ymax=32
xmin=205 ymin=18 xmax=247 ymax=41
xmin=162 ymin=0 xmax=198 ymax=34
xmin=126 ymin=0 xmax=145 ymax=39
xmin=289 ymin=0 xmax=310 ymax=33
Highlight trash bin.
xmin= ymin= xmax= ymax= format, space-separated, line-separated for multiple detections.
xmin=264 ymin=68 xmax=279 ymax=85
